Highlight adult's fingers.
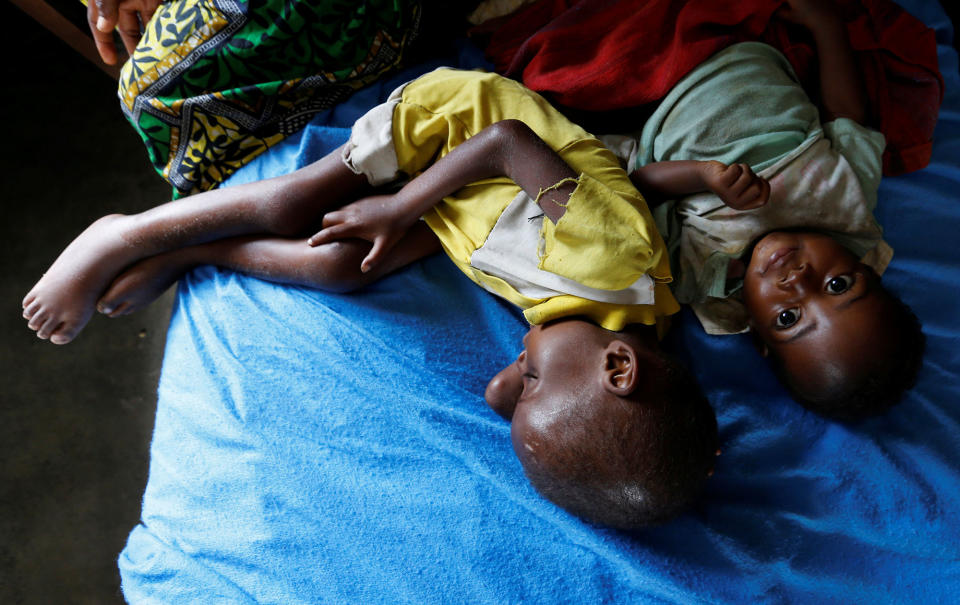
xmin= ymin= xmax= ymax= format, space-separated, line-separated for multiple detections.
xmin=89 ymin=0 xmax=162 ymax=64
xmin=140 ymin=1 xmax=160 ymax=27
xmin=95 ymin=0 xmax=120 ymax=31
xmin=116 ymin=9 xmax=143 ymax=55
xmin=87 ymin=1 xmax=119 ymax=64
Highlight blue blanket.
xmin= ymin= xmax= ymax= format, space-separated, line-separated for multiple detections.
xmin=120 ymin=4 xmax=960 ymax=602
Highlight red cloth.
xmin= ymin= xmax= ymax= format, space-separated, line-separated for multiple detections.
xmin=474 ymin=0 xmax=943 ymax=175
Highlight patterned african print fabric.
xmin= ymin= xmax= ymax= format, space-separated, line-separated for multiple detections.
xmin=119 ymin=0 xmax=423 ymax=197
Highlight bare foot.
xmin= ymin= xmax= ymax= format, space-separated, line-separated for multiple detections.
xmin=97 ymin=251 xmax=194 ymax=317
xmin=22 ymin=214 xmax=144 ymax=344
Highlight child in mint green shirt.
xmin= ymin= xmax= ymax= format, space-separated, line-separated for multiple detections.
xmin=602 ymin=0 xmax=923 ymax=421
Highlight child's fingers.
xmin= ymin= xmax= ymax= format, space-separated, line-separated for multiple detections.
xmin=361 ymin=238 xmax=388 ymax=273
xmin=759 ymin=178 xmax=771 ymax=204
xmin=747 ymin=175 xmax=770 ymax=204
xmin=719 ymin=163 xmax=743 ymax=187
xmin=321 ymin=209 xmax=345 ymax=228
xmin=738 ymin=178 xmax=771 ymax=210
xmin=308 ymin=223 xmax=351 ymax=246
xmin=729 ymin=164 xmax=758 ymax=195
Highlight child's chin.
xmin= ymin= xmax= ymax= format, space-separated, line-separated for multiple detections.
xmin=742 ymin=232 xmax=776 ymax=270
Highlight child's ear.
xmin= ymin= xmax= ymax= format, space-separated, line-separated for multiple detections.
xmin=601 ymin=340 xmax=640 ymax=396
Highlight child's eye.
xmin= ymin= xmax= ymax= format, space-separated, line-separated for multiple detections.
xmin=775 ymin=308 xmax=800 ymax=328
xmin=826 ymin=274 xmax=854 ymax=294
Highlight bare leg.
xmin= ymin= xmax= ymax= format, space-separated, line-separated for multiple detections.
xmin=23 ymin=149 xmax=368 ymax=344
xmin=97 ymin=223 xmax=442 ymax=317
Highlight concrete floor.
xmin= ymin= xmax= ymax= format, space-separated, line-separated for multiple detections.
xmin=1 ymin=5 xmax=174 ymax=603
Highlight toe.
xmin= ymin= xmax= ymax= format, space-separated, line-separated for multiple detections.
xmin=109 ymin=302 xmax=132 ymax=317
xmin=23 ymin=299 xmax=42 ymax=320
xmin=37 ymin=316 xmax=60 ymax=339
xmin=27 ymin=310 xmax=49 ymax=331
xmin=49 ymin=325 xmax=75 ymax=345
xmin=96 ymin=299 xmax=115 ymax=315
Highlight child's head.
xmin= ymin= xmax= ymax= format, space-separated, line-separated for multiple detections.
xmin=484 ymin=318 xmax=718 ymax=529
xmin=743 ymin=231 xmax=924 ymax=421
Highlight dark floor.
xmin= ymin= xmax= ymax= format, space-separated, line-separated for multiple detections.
xmin=1 ymin=5 xmax=173 ymax=603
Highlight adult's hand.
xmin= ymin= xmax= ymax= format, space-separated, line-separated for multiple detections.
xmin=87 ymin=0 xmax=164 ymax=65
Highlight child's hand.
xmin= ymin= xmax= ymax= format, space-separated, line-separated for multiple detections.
xmin=701 ymin=161 xmax=770 ymax=211
xmin=776 ymin=0 xmax=842 ymax=30
xmin=308 ymin=193 xmax=415 ymax=273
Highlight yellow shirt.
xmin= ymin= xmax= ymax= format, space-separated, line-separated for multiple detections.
xmin=393 ymin=69 xmax=678 ymax=331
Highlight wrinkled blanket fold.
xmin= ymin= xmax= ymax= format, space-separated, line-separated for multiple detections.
xmin=474 ymin=0 xmax=943 ymax=175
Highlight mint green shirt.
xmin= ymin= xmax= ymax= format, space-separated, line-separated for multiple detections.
xmin=602 ymin=42 xmax=888 ymax=334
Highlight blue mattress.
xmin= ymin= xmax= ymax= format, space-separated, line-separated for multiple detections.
xmin=119 ymin=3 xmax=960 ymax=602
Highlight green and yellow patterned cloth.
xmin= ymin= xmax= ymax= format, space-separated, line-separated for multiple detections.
xmin=119 ymin=0 xmax=423 ymax=196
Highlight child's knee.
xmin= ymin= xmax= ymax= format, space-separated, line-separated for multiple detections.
xmin=304 ymin=240 xmax=374 ymax=293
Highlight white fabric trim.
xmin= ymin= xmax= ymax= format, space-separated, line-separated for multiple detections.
xmin=470 ymin=192 xmax=656 ymax=305
xmin=340 ymin=81 xmax=409 ymax=186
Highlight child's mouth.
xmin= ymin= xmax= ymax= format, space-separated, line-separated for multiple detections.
xmin=760 ymin=247 xmax=798 ymax=276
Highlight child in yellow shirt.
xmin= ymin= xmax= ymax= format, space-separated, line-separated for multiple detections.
xmin=23 ymin=69 xmax=717 ymax=528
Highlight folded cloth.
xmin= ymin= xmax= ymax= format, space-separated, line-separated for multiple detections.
xmin=119 ymin=0 xmax=428 ymax=197
xmin=474 ymin=0 xmax=943 ymax=175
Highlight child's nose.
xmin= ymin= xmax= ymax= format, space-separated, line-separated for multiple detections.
xmin=777 ymin=264 xmax=813 ymax=291
xmin=484 ymin=365 xmax=523 ymax=420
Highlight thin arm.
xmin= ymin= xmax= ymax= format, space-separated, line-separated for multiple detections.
xmin=393 ymin=119 xmax=577 ymax=224
xmin=807 ymin=18 xmax=867 ymax=123
xmin=630 ymin=160 xmax=769 ymax=211
xmin=778 ymin=0 xmax=868 ymax=124
xmin=628 ymin=160 xmax=713 ymax=200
